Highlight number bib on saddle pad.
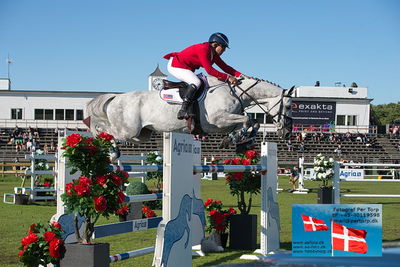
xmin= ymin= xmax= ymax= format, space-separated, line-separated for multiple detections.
xmin=159 ymin=73 xmax=209 ymax=104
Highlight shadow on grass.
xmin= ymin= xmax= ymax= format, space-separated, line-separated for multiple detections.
xmin=197 ymin=250 xmax=253 ymax=267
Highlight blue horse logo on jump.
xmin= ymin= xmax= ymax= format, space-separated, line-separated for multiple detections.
xmin=160 ymin=194 xmax=192 ymax=267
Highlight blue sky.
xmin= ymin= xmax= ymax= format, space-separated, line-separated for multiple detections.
xmin=0 ymin=0 xmax=399 ymax=105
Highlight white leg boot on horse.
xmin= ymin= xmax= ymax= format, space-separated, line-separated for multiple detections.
xmin=177 ymin=84 xmax=197 ymax=120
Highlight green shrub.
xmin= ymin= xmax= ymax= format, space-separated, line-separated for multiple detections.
xmin=126 ymin=181 xmax=150 ymax=195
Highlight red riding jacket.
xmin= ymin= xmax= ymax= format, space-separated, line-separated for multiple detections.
xmin=164 ymin=42 xmax=241 ymax=81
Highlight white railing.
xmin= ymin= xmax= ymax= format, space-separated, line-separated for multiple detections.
xmin=0 ymin=119 xmax=86 ymax=129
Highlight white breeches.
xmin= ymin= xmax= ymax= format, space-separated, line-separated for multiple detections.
xmin=167 ymin=58 xmax=201 ymax=87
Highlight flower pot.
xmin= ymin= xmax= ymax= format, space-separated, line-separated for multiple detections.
xmin=317 ymin=187 xmax=333 ymax=204
xmin=14 ymin=194 xmax=29 ymax=205
xmin=119 ymin=202 xmax=142 ymax=221
xmin=220 ymin=232 xmax=229 ymax=248
xmin=229 ymin=214 xmax=257 ymax=250
xmin=60 ymin=243 xmax=110 ymax=267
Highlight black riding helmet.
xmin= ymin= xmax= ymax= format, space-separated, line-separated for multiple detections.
xmin=208 ymin=32 xmax=229 ymax=48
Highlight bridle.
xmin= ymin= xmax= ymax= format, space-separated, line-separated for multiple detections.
xmin=229 ymin=78 xmax=292 ymax=127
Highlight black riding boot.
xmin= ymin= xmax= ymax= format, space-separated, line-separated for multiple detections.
xmin=177 ymin=84 xmax=197 ymax=120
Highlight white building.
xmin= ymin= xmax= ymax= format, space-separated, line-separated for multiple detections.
xmin=0 ymin=78 xmax=109 ymax=128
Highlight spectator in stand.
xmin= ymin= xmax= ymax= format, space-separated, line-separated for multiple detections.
xmin=334 ymin=144 xmax=342 ymax=155
xmin=33 ymin=128 xmax=40 ymax=138
xmin=301 ymin=131 xmax=307 ymax=141
xmin=289 ymin=166 xmax=300 ymax=193
xmin=295 ymin=132 xmax=301 ymax=142
xmin=344 ymin=131 xmax=352 ymax=141
xmin=329 ymin=132 xmax=335 ymax=142
xmin=43 ymin=143 xmax=49 ymax=154
xmin=50 ymin=140 xmax=55 ymax=151
xmin=393 ymin=126 xmax=399 ymax=139
xmin=287 ymin=140 xmax=294 ymax=152
xmin=32 ymin=138 xmax=38 ymax=152
xmin=312 ymin=132 xmax=318 ymax=142
xmin=299 ymin=141 xmax=306 ymax=151
xmin=26 ymin=138 xmax=32 ymax=151
xmin=334 ymin=132 xmax=341 ymax=143
xmin=12 ymin=126 xmax=21 ymax=137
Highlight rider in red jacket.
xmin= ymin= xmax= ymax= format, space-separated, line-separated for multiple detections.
xmin=164 ymin=33 xmax=243 ymax=120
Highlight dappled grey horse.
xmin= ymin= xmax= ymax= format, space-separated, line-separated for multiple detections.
xmin=84 ymin=76 xmax=294 ymax=147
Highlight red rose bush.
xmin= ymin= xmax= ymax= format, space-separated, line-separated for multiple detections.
xmin=204 ymin=198 xmax=237 ymax=234
xmin=18 ymin=222 xmax=64 ymax=267
xmin=214 ymin=149 xmax=262 ymax=214
xmin=60 ymin=132 xmax=130 ymax=244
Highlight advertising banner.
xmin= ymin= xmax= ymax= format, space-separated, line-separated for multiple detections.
xmin=292 ymin=101 xmax=336 ymax=125
xmin=339 ymin=169 xmax=364 ymax=179
xmin=292 ymin=204 xmax=382 ymax=257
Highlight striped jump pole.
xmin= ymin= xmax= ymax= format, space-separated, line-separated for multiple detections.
xmin=110 ymin=247 xmax=155 ymax=263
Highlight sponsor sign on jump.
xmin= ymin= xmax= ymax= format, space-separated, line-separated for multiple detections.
xmin=339 ymin=169 xmax=364 ymax=179
xmin=292 ymin=101 xmax=336 ymax=125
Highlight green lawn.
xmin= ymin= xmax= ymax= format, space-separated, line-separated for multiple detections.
xmin=1 ymin=175 xmax=399 ymax=266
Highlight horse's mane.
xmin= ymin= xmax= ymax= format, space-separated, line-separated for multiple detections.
xmin=247 ymin=76 xmax=282 ymax=89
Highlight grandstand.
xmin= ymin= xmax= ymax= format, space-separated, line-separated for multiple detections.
xmin=1 ymin=126 xmax=399 ymax=166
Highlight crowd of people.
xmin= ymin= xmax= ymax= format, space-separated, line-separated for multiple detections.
xmin=286 ymin=131 xmax=378 ymax=152
xmin=3 ymin=126 xmax=56 ymax=153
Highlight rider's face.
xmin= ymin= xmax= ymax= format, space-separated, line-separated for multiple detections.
xmin=215 ymin=44 xmax=226 ymax=56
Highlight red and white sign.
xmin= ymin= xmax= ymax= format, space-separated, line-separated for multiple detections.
xmin=300 ymin=214 xmax=328 ymax=231
xmin=332 ymin=222 xmax=368 ymax=254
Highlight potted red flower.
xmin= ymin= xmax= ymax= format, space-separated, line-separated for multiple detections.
xmin=18 ymin=222 xmax=64 ymax=267
xmin=204 ymin=198 xmax=236 ymax=248
xmin=59 ymin=132 xmax=130 ymax=266
xmin=220 ymin=149 xmax=262 ymax=250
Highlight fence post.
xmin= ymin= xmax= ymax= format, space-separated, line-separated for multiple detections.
xmin=333 ymin=161 xmax=341 ymax=204
xmin=260 ymin=141 xmax=280 ymax=254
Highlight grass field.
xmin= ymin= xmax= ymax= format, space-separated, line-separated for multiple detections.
xmin=1 ymin=174 xmax=399 ymax=267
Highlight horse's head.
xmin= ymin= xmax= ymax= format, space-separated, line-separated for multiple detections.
xmin=274 ymin=86 xmax=294 ymax=140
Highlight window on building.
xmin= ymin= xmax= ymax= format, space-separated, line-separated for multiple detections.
xmin=55 ymin=109 xmax=64 ymax=120
xmin=265 ymin=114 xmax=273 ymax=124
xmin=76 ymin=109 xmax=83 ymax=120
xmin=255 ymin=113 xmax=264 ymax=124
xmin=45 ymin=109 xmax=54 ymax=120
xmin=347 ymin=115 xmax=357 ymax=126
xmin=247 ymin=112 xmax=268 ymax=124
xmin=336 ymin=115 xmax=345 ymax=126
xmin=65 ymin=109 xmax=74 ymax=120
xmin=34 ymin=109 xmax=44 ymax=120
xmin=11 ymin=108 xmax=23 ymax=120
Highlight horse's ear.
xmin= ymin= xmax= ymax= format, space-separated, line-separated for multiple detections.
xmin=286 ymin=86 xmax=295 ymax=96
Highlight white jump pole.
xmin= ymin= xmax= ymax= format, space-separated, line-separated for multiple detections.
xmin=293 ymin=156 xmax=309 ymax=194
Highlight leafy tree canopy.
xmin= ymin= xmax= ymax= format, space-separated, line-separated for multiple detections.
xmin=371 ymin=102 xmax=400 ymax=125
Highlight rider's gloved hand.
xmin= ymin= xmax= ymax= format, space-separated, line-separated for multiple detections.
xmin=228 ymin=76 xmax=238 ymax=85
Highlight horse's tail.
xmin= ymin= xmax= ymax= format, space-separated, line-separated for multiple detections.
xmin=84 ymin=93 xmax=117 ymax=135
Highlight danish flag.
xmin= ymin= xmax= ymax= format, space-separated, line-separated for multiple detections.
xmin=332 ymin=222 xmax=368 ymax=254
xmin=300 ymin=214 xmax=328 ymax=231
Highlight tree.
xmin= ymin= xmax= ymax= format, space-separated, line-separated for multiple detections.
xmin=371 ymin=102 xmax=400 ymax=125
